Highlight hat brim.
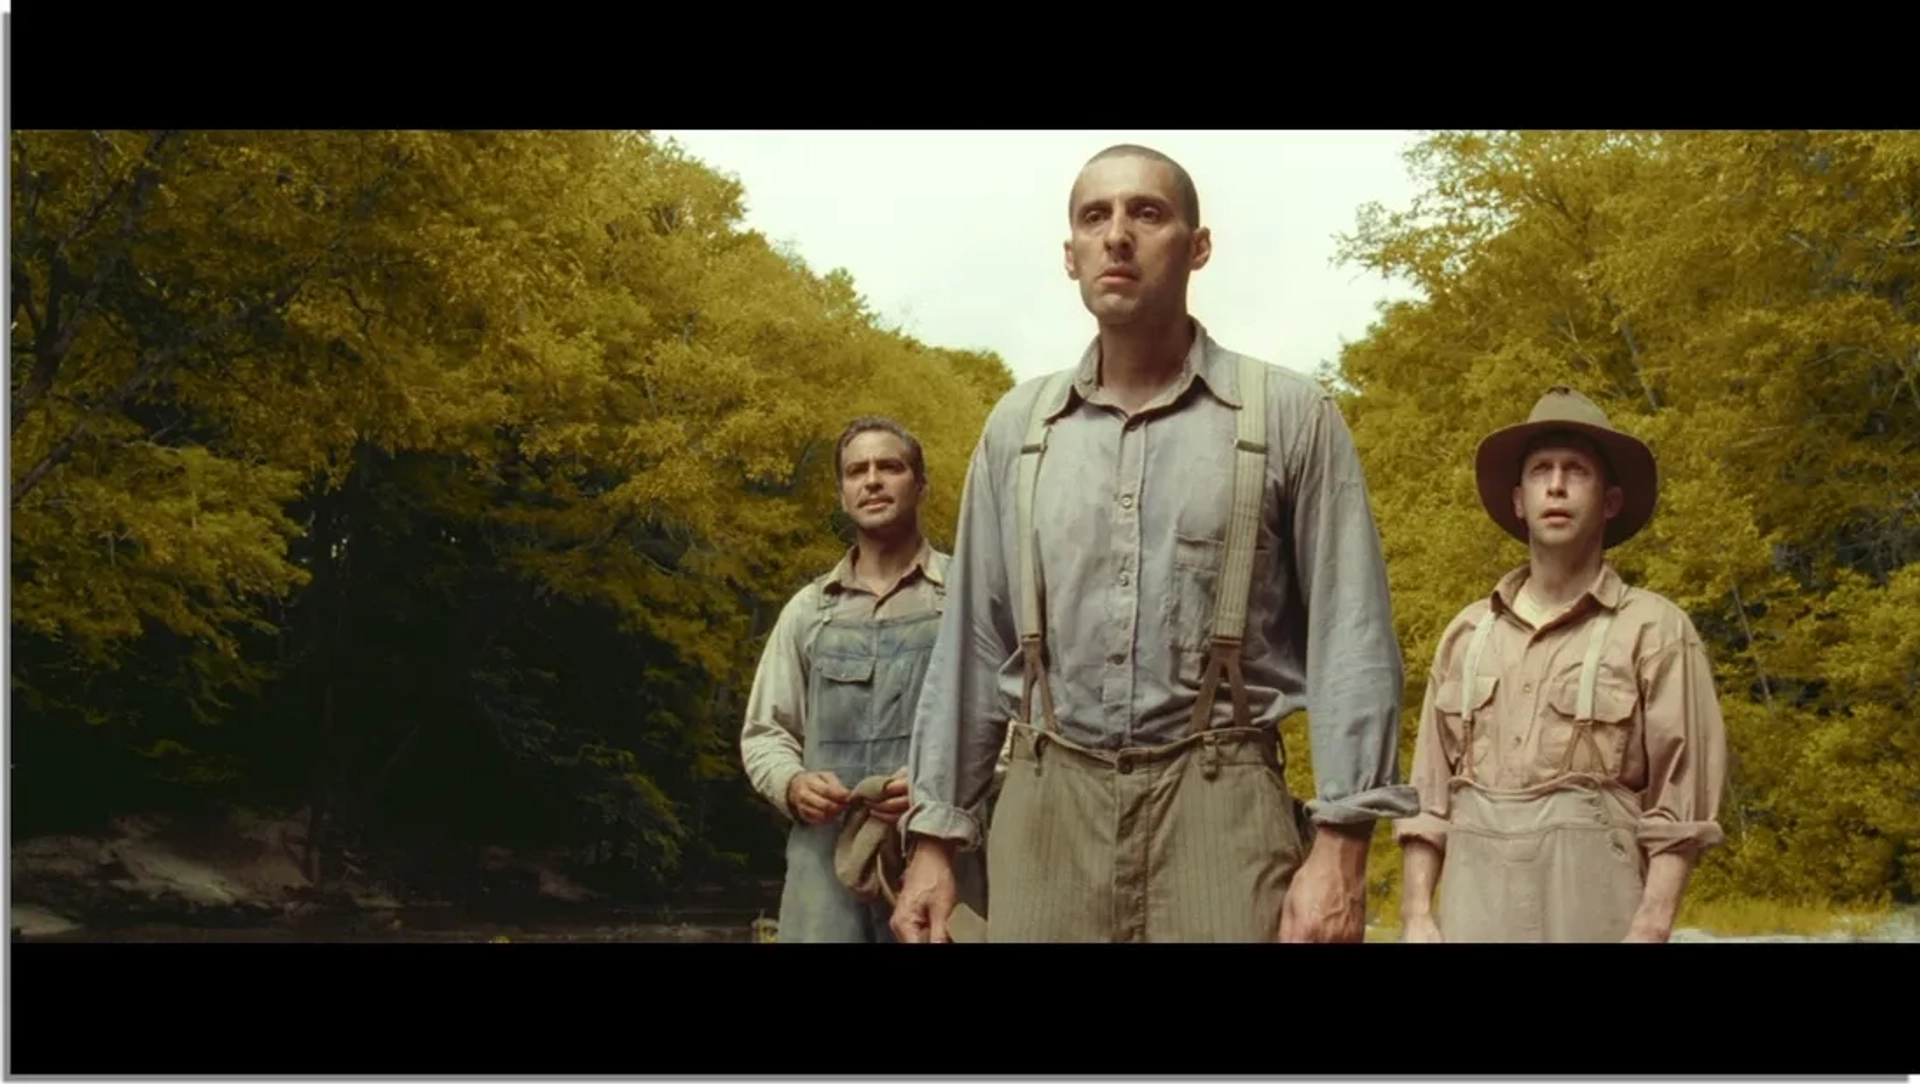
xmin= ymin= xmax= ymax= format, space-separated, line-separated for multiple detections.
xmin=1475 ymin=420 xmax=1658 ymax=549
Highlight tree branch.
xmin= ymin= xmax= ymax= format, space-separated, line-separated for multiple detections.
xmin=11 ymin=140 xmax=415 ymax=507
xmin=1725 ymin=585 xmax=1769 ymax=838
xmin=11 ymin=270 xmax=315 ymax=507
xmin=12 ymin=130 xmax=184 ymax=435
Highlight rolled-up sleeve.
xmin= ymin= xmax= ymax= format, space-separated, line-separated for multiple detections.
xmin=1393 ymin=641 xmax=1457 ymax=849
xmin=1634 ymin=628 xmax=1728 ymax=859
xmin=739 ymin=590 xmax=813 ymax=821
xmin=903 ymin=428 xmax=1017 ymax=851
xmin=1287 ymin=394 xmax=1420 ymax=826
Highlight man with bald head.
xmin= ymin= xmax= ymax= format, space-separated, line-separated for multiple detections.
xmin=890 ymin=143 xmax=1418 ymax=942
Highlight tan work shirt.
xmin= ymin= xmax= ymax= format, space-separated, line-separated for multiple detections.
xmin=902 ymin=320 xmax=1418 ymax=851
xmin=739 ymin=541 xmax=947 ymax=821
xmin=1394 ymin=563 xmax=1729 ymax=861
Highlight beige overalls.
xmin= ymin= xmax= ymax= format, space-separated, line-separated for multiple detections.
xmin=980 ymin=355 xmax=1312 ymax=942
xmin=1399 ymin=569 xmax=1728 ymax=942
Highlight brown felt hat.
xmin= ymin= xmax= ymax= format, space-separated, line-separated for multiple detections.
xmin=1474 ymin=385 xmax=1658 ymax=549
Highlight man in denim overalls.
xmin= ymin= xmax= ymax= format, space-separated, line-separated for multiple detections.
xmin=740 ymin=416 xmax=985 ymax=941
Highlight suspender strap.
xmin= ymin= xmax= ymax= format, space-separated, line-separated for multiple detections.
xmin=926 ymin=550 xmax=950 ymax=602
xmin=1015 ymin=357 xmax=1273 ymax=739
xmin=1451 ymin=601 xmax=1620 ymax=780
xmin=1186 ymin=355 xmax=1269 ymax=737
xmin=1455 ymin=610 xmax=1498 ymax=781
xmin=1016 ymin=371 xmax=1075 ymax=732
xmin=1559 ymin=611 xmax=1617 ymax=775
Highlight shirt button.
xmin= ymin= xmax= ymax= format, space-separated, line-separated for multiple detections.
xmin=1119 ymin=494 xmax=1134 ymax=509
xmin=1119 ymin=572 xmax=1131 ymax=586
xmin=1523 ymin=682 xmax=1533 ymax=693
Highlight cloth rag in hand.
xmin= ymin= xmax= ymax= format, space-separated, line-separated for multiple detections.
xmin=833 ymin=772 xmax=987 ymax=943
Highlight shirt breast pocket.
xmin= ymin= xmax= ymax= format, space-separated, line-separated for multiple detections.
xmin=1167 ymin=532 xmax=1272 ymax=687
xmin=1433 ymin=672 xmax=1498 ymax=777
xmin=1542 ymin=663 xmax=1639 ymax=779
xmin=812 ymin=654 xmax=877 ymax=734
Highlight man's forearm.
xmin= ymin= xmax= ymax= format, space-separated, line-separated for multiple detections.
xmin=1296 ymin=619 xmax=1420 ymax=828
xmin=906 ymin=832 xmax=954 ymax=863
xmin=901 ymin=631 xmax=1000 ymax=849
xmin=899 ymin=584 xmax=1000 ymax=849
xmin=1400 ymin=838 xmax=1443 ymax=918
xmin=1291 ymin=397 xmax=1422 ymax=829
xmin=741 ymin=736 xmax=806 ymax=819
xmin=1630 ymin=851 xmax=1695 ymax=935
xmin=902 ymin=431 xmax=1016 ymax=849
xmin=1308 ymin=817 xmax=1372 ymax=874
xmin=739 ymin=598 xmax=812 ymax=821
xmin=1299 ymin=693 xmax=1420 ymax=828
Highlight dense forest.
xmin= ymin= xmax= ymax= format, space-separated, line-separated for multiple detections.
xmin=9 ymin=129 xmax=1917 ymax=918
xmin=8 ymin=130 xmax=1014 ymax=903
xmin=1323 ymin=130 xmax=1919 ymax=910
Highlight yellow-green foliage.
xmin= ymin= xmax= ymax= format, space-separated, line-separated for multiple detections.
xmin=1326 ymin=130 xmax=1920 ymax=910
xmin=9 ymin=130 xmax=1012 ymax=867
xmin=11 ymin=129 xmax=1010 ymax=691
xmin=13 ymin=128 xmax=1915 ymax=910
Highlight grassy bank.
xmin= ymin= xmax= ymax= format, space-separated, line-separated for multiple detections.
xmin=1362 ymin=895 xmax=1887 ymax=942
xmin=1673 ymin=895 xmax=1886 ymax=938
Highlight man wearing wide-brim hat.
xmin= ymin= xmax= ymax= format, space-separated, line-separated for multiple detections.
xmin=1392 ymin=385 xmax=1729 ymax=942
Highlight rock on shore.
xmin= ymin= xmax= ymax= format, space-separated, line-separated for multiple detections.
xmin=9 ymin=809 xmax=600 ymax=937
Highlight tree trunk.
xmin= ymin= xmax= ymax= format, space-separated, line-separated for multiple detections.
xmin=305 ymin=681 xmax=335 ymax=887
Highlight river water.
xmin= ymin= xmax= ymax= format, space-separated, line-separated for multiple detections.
xmin=17 ymin=902 xmax=1917 ymax=943
xmin=25 ymin=916 xmax=1917 ymax=943
xmin=13 ymin=904 xmax=775 ymax=943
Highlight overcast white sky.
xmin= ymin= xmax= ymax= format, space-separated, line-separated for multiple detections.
xmin=654 ymin=130 xmax=1429 ymax=384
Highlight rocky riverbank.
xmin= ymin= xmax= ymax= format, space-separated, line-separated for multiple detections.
xmin=13 ymin=809 xmax=1914 ymax=943
xmin=9 ymin=809 xmax=778 ymax=943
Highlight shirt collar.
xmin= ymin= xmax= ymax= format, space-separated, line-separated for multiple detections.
xmin=1039 ymin=317 xmax=1243 ymax=423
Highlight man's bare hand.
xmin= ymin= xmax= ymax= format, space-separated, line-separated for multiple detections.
xmin=1278 ymin=824 xmax=1370 ymax=943
xmin=787 ymin=771 xmax=850 ymax=825
xmin=1622 ymin=918 xmax=1671 ymax=943
xmin=890 ymin=838 xmax=958 ymax=943
xmin=868 ymin=768 xmax=910 ymax=824
xmin=1401 ymin=913 xmax=1443 ymax=943
xmin=1622 ymin=853 xmax=1689 ymax=943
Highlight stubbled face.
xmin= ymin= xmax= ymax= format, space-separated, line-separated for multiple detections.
xmin=1063 ymin=155 xmax=1209 ymax=326
xmin=1512 ymin=442 xmax=1622 ymax=551
xmin=839 ymin=430 xmax=923 ymax=536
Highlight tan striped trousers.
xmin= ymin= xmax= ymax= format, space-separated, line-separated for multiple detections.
xmin=982 ymin=721 xmax=1309 ymax=942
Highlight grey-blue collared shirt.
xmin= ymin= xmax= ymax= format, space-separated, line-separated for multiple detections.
xmin=902 ymin=320 xmax=1419 ymax=849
